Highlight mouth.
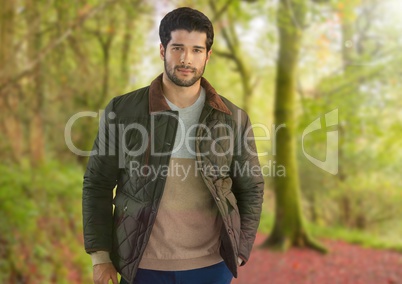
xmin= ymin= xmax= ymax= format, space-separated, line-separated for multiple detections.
xmin=176 ymin=66 xmax=195 ymax=74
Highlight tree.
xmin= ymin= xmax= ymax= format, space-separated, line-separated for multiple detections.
xmin=0 ymin=0 xmax=25 ymax=164
xmin=25 ymin=0 xmax=46 ymax=166
xmin=208 ymin=0 xmax=256 ymax=113
xmin=322 ymin=0 xmax=400 ymax=229
xmin=0 ymin=0 xmax=152 ymax=281
xmin=294 ymin=0 xmax=402 ymax=232
xmin=0 ymin=0 xmax=149 ymax=166
xmin=261 ymin=0 xmax=326 ymax=252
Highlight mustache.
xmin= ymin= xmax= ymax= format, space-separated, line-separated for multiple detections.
xmin=175 ymin=65 xmax=197 ymax=71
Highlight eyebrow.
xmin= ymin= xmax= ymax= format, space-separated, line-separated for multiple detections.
xmin=171 ymin=43 xmax=206 ymax=49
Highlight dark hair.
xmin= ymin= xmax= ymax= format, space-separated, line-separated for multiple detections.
xmin=159 ymin=7 xmax=214 ymax=52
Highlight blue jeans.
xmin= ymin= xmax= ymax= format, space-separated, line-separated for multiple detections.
xmin=120 ymin=261 xmax=233 ymax=284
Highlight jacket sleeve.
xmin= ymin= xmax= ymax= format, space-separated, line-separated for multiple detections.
xmin=231 ymin=112 xmax=264 ymax=264
xmin=82 ymin=99 xmax=119 ymax=253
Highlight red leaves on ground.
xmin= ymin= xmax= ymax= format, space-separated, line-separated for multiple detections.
xmin=233 ymin=233 xmax=402 ymax=284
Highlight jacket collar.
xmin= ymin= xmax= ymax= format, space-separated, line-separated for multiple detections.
xmin=148 ymin=73 xmax=232 ymax=115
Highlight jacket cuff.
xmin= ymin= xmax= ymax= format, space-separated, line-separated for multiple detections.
xmin=90 ymin=251 xmax=112 ymax=266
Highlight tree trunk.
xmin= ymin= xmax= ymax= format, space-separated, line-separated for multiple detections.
xmin=337 ymin=0 xmax=358 ymax=182
xmin=120 ymin=6 xmax=135 ymax=83
xmin=26 ymin=0 xmax=45 ymax=166
xmin=0 ymin=0 xmax=25 ymax=164
xmin=262 ymin=0 xmax=326 ymax=253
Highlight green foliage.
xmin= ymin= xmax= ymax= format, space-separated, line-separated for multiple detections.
xmin=307 ymin=223 xmax=402 ymax=252
xmin=0 ymin=0 xmax=153 ymax=165
xmin=0 ymin=161 xmax=91 ymax=283
xmin=259 ymin=209 xmax=402 ymax=252
xmin=1 ymin=0 xmax=402 ymax=278
xmin=329 ymin=175 xmax=402 ymax=229
xmin=296 ymin=3 xmax=402 ymax=236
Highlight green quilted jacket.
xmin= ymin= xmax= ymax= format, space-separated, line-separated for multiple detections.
xmin=82 ymin=74 xmax=264 ymax=282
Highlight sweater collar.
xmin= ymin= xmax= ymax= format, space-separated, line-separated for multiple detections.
xmin=148 ymin=73 xmax=232 ymax=115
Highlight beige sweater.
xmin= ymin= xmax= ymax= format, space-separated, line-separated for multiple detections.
xmin=138 ymin=158 xmax=223 ymax=270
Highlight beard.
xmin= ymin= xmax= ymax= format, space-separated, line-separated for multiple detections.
xmin=164 ymin=57 xmax=206 ymax=87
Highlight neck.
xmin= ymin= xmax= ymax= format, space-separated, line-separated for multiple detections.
xmin=162 ymin=73 xmax=202 ymax=108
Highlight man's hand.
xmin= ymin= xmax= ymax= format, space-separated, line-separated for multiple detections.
xmin=93 ymin=263 xmax=118 ymax=284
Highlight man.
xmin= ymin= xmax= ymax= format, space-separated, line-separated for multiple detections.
xmin=83 ymin=7 xmax=264 ymax=284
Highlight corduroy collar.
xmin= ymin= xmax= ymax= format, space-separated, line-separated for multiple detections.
xmin=148 ymin=73 xmax=232 ymax=115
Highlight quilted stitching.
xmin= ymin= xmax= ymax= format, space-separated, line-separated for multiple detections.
xmin=83 ymin=81 xmax=264 ymax=282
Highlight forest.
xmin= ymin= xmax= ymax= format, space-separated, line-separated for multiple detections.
xmin=1 ymin=0 xmax=401 ymax=283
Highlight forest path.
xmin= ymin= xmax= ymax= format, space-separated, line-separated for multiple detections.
xmin=232 ymin=233 xmax=402 ymax=284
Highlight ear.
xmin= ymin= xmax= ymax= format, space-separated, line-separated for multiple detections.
xmin=160 ymin=43 xmax=165 ymax=60
xmin=206 ymin=49 xmax=212 ymax=63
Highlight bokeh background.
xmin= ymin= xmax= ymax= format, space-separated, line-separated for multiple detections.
xmin=1 ymin=0 xmax=401 ymax=283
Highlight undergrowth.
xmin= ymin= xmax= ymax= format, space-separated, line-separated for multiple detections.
xmin=0 ymin=160 xmax=92 ymax=283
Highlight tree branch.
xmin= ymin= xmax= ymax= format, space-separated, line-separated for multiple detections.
xmin=210 ymin=0 xmax=234 ymax=23
xmin=0 ymin=0 xmax=117 ymax=92
xmin=213 ymin=49 xmax=235 ymax=60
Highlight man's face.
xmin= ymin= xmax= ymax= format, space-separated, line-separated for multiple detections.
xmin=160 ymin=30 xmax=212 ymax=87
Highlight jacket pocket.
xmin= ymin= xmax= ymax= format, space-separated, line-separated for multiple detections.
xmin=112 ymin=191 xmax=145 ymax=262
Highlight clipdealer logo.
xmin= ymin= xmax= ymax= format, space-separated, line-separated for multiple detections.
xmin=302 ymin=109 xmax=339 ymax=175
xmin=65 ymin=109 xmax=339 ymax=175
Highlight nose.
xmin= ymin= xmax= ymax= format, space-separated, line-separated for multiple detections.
xmin=180 ymin=50 xmax=192 ymax=65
